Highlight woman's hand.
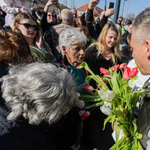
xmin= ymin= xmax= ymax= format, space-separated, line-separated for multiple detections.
xmin=36 ymin=30 xmax=45 ymax=50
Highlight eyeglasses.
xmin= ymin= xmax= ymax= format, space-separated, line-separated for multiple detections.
xmin=118 ymin=20 xmax=122 ymax=22
xmin=19 ymin=23 xmax=38 ymax=31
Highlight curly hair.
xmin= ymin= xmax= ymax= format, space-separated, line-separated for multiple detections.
xmin=1 ymin=63 xmax=77 ymax=125
xmin=0 ymin=30 xmax=33 ymax=64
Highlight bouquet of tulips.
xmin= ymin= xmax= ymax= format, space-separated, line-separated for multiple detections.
xmin=78 ymin=62 xmax=144 ymax=150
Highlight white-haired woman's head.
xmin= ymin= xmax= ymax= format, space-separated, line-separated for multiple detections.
xmin=59 ymin=27 xmax=87 ymax=66
xmin=1 ymin=63 xmax=77 ymax=125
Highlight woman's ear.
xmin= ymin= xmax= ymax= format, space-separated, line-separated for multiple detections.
xmin=62 ymin=46 xmax=67 ymax=55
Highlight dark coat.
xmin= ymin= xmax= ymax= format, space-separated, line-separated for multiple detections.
xmin=137 ymin=79 xmax=150 ymax=149
xmin=0 ymin=95 xmax=70 ymax=150
xmin=0 ymin=9 xmax=6 ymax=29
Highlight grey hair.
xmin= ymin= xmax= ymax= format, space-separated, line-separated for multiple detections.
xmin=59 ymin=27 xmax=87 ymax=56
xmin=1 ymin=63 xmax=77 ymax=125
xmin=132 ymin=7 xmax=150 ymax=44
xmin=61 ymin=9 xmax=73 ymax=21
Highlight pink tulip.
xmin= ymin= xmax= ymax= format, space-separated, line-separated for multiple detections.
xmin=120 ymin=63 xmax=127 ymax=69
xmin=129 ymin=68 xmax=138 ymax=78
xmin=75 ymin=100 xmax=85 ymax=109
xmin=80 ymin=111 xmax=90 ymax=120
xmin=83 ymin=85 xmax=93 ymax=92
xmin=100 ymin=67 xmax=109 ymax=75
xmin=123 ymin=67 xmax=131 ymax=80
xmin=79 ymin=110 xmax=85 ymax=116
xmin=111 ymin=64 xmax=120 ymax=71
xmin=77 ymin=66 xmax=83 ymax=69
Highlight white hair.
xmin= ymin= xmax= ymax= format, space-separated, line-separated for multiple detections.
xmin=1 ymin=63 xmax=77 ymax=125
xmin=61 ymin=9 xmax=73 ymax=21
xmin=59 ymin=27 xmax=87 ymax=56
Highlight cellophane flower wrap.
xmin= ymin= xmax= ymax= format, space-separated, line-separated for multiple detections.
xmin=78 ymin=62 xmax=145 ymax=150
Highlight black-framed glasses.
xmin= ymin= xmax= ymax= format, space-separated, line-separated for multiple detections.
xmin=19 ymin=23 xmax=38 ymax=31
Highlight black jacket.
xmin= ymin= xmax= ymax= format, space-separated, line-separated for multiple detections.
xmin=0 ymin=9 xmax=6 ymax=29
xmin=86 ymin=8 xmax=108 ymax=39
xmin=40 ymin=11 xmax=55 ymax=35
xmin=0 ymin=95 xmax=71 ymax=150
xmin=137 ymin=79 xmax=150 ymax=149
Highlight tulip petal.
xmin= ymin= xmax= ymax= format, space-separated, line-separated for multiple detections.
xmin=100 ymin=67 xmax=109 ymax=75
xmin=83 ymin=85 xmax=93 ymax=92
xmin=100 ymin=105 xmax=112 ymax=115
xmin=129 ymin=68 xmax=138 ymax=78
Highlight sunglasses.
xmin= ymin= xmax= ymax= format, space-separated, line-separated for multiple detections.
xmin=48 ymin=14 xmax=53 ymax=17
xmin=19 ymin=23 xmax=38 ymax=31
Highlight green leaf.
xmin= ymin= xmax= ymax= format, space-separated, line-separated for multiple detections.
xmin=79 ymin=62 xmax=109 ymax=90
xmin=84 ymin=102 xmax=101 ymax=109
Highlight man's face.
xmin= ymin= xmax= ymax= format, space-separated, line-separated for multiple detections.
xmin=131 ymin=32 xmax=148 ymax=75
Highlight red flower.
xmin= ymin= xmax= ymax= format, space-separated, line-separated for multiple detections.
xmin=83 ymin=85 xmax=93 ymax=92
xmin=111 ymin=64 xmax=120 ymax=71
xmin=120 ymin=63 xmax=127 ymax=69
xmin=129 ymin=68 xmax=138 ymax=78
xmin=100 ymin=67 xmax=109 ymax=75
xmin=123 ymin=67 xmax=131 ymax=80
xmin=80 ymin=111 xmax=90 ymax=120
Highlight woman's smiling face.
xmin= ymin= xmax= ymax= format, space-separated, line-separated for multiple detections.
xmin=105 ymin=28 xmax=117 ymax=48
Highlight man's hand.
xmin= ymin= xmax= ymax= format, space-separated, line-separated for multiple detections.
xmin=105 ymin=5 xmax=114 ymax=17
xmin=88 ymin=0 xmax=100 ymax=10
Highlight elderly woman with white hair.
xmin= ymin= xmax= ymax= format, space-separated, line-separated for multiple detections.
xmin=59 ymin=27 xmax=91 ymax=149
xmin=59 ymin=27 xmax=87 ymax=93
xmin=0 ymin=63 xmax=80 ymax=150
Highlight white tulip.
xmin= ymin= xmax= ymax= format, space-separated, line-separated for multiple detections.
xmin=104 ymin=101 xmax=112 ymax=108
xmin=100 ymin=105 xmax=112 ymax=115
xmin=98 ymin=89 xmax=115 ymax=101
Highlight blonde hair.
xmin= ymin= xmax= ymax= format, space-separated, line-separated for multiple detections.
xmin=95 ymin=23 xmax=121 ymax=63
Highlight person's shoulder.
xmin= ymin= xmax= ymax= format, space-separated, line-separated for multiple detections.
xmin=86 ymin=43 xmax=99 ymax=58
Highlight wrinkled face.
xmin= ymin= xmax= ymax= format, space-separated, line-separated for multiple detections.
xmin=16 ymin=19 xmax=38 ymax=39
xmin=131 ymin=32 xmax=148 ymax=75
xmin=77 ymin=26 xmax=88 ymax=36
xmin=105 ymin=29 xmax=117 ymax=48
xmin=47 ymin=12 xmax=53 ymax=23
xmin=64 ymin=43 xmax=85 ymax=66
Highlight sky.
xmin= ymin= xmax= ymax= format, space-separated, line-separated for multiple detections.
xmin=59 ymin=0 xmax=150 ymax=18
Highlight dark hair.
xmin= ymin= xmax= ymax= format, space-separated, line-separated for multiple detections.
xmin=73 ymin=16 xmax=87 ymax=28
xmin=36 ymin=7 xmax=44 ymax=17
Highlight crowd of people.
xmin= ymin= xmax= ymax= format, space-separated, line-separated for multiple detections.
xmin=0 ymin=0 xmax=150 ymax=150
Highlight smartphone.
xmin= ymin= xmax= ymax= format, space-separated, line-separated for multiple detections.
xmin=109 ymin=2 xmax=114 ymax=9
